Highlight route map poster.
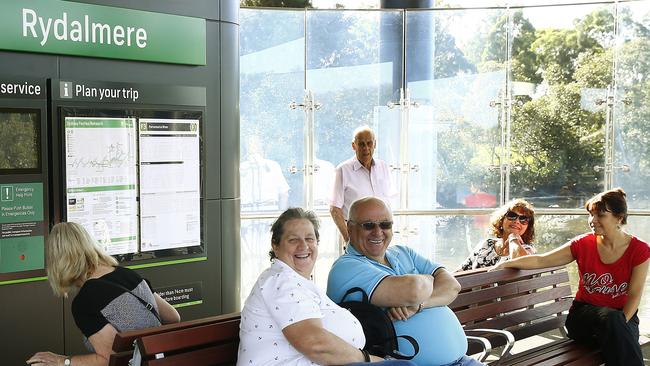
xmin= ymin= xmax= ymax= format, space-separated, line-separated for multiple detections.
xmin=139 ymin=118 xmax=200 ymax=251
xmin=64 ymin=117 xmax=138 ymax=255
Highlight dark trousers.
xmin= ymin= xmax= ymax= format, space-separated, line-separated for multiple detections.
xmin=565 ymin=301 xmax=643 ymax=366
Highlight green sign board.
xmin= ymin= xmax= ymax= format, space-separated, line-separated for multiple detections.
xmin=0 ymin=182 xmax=43 ymax=223
xmin=0 ymin=0 xmax=206 ymax=65
xmin=0 ymin=182 xmax=45 ymax=273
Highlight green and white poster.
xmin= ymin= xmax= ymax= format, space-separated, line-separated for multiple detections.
xmin=65 ymin=117 xmax=138 ymax=255
xmin=0 ymin=182 xmax=44 ymax=273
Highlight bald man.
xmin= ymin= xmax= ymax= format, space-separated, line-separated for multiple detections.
xmin=329 ymin=126 xmax=396 ymax=244
xmin=327 ymin=197 xmax=483 ymax=366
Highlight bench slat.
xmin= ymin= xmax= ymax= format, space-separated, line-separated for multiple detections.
xmin=451 ymin=271 xmax=570 ymax=309
xmin=564 ymin=353 xmax=604 ymax=366
xmin=497 ymin=339 xmax=581 ymax=366
xmin=137 ymin=319 xmax=240 ymax=356
xmin=467 ymin=314 xmax=567 ymax=353
xmin=464 ymin=299 xmax=571 ymax=332
xmin=532 ymin=345 xmax=601 ymax=366
xmin=145 ymin=342 xmax=239 ymax=366
xmin=455 ymin=266 xmax=566 ymax=289
xmin=456 ymin=286 xmax=572 ymax=324
xmin=112 ymin=312 xmax=241 ymax=352
xmin=493 ymin=338 xmax=573 ymax=365
xmin=108 ymin=350 xmax=134 ymax=366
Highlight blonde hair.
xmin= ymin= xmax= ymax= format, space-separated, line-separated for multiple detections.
xmin=46 ymin=222 xmax=118 ymax=297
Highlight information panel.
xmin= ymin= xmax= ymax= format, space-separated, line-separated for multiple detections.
xmin=139 ymin=118 xmax=200 ymax=251
xmin=0 ymin=182 xmax=44 ymax=273
xmin=65 ymin=117 xmax=138 ymax=255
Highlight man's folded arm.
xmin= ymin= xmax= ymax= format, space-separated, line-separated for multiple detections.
xmin=370 ymin=268 xmax=460 ymax=309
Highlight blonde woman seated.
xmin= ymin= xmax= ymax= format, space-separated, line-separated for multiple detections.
xmin=459 ymin=199 xmax=536 ymax=271
xmin=237 ymin=208 xmax=415 ymax=366
xmin=27 ymin=222 xmax=180 ymax=366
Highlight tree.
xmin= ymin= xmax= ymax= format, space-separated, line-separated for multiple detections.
xmin=468 ymin=10 xmax=540 ymax=83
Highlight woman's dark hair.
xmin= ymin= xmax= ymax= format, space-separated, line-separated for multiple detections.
xmin=489 ymin=198 xmax=536 ymax=244
xmin=269 ymin=207 xmax=320 ymax=260
xmin=585 ymin=187 xmax=628 ymax=224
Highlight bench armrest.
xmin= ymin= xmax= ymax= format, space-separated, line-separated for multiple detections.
xmin=465 ymin=335 xmax=491 ymax=362
xmin=465 ymin=328 xmax=515 ymax=359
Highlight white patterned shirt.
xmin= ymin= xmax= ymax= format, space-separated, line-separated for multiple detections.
xmin=237 ymin=259 xmax=365 ymax=366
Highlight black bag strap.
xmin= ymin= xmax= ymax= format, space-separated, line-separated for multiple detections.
xmin=96 ymin=279 xmax=162 ymax=323
xmin=380 ymin=335 xmax=419 ymax=360
xmin=340 ymin=287 xmax=370 ymax=303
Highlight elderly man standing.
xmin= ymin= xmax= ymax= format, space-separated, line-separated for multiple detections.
xmin=327 ymin=197 xmax=483 ymax=366
xmin=330 ymin=126 xmax=396 ymax=244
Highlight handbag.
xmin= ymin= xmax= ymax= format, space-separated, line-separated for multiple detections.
xmin=96 ymin=279 xmax=162 ymax=323
xmin=338 ymin=287 xmax=419 ymax=360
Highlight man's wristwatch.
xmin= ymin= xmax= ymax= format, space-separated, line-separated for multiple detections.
xmin=64 ymin=357 xmax=71 ymax=366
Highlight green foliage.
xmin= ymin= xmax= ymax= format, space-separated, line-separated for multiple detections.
xmin=574 ymin=49 xmax=612 ymax=88
xmin=510 ymin=83 xmax=604 ymax=200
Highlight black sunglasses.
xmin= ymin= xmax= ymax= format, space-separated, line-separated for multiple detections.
xmin=505 ymin=211 xmax=531 ymax=224
xmin=349 ymin=220 xmax=393 ymax=231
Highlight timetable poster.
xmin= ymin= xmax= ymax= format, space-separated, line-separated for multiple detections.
xmin=65 ymin=117 xmax=138 ymax=255
xmin=139 ymin=118 xmax=200 ymax=251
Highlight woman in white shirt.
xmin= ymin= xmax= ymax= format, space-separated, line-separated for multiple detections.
xmin=237 ymin=208 xmax=416 ymax=366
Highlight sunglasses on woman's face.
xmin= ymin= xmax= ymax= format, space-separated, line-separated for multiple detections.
xmin=505 ymin=211 xmax=531 ymax=224
xmin=349 ymin=220 xmax=393 ymax=231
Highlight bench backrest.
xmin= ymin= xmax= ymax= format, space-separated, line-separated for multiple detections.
xmin=135 ymin=318 xmax=240 ymax=366
xmin=109 ymin=312 xmax=241 ymax=366
xmin=451 ymin=266 xmax=572 ymax=348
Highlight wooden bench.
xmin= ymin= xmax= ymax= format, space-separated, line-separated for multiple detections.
xmin=451 ymin=266 xmax=649 ymax=365
xmin=108 ymin=312 xmax=241 ymax=366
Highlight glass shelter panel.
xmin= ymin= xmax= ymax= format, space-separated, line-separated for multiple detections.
xmin=240 ymin=9 xmax=305 ymax=303
xmin=307 ymin=10 xmax=404 ymax=210
xmin=392 ymin=214 xmax=492 ymax=270
xmin=406 ymin=9 xmax=505 ymax=210
xmin=508 ymin=3 xmax=613 ymax=208
xmin=240 ymin=9 xmax=306 ymax=212
xmin=613 ymin=0 xmax=650 ymax=209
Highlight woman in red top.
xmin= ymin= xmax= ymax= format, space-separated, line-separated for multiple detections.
xmin=494 ymin=188 xmax=650 ymax=366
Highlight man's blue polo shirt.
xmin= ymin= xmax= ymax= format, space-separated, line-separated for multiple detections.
xmin=327 ymin=244 xmax=467 ymax=366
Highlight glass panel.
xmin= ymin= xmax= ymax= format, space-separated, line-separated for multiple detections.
xmin=240 ymin=9 xmax=305 ymax=211
xmin=239 ymin=9 xmax=305 ymax=305
xmin=239 ymin=218 xmax=273 ymax=305
xmin=406 ymin=9 xmax=505 ymax=210
xmin=509 ymin=4 xmax=613 ymax=208
xmin=311 ymin=216 xmax=339 ymax=288
xmin=627 ymin=215 xmax=650 ymax=335
xmin=613 ymin=0 xmax=650 ymax=209
xmin=394 ymin=214 xmax=492 ymax=270
xmin=307 ymin=10 xmax=403 ymax=210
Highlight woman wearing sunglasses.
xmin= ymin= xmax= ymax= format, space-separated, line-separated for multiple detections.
xmin=493 ymin=188 xmax=649 ymax=366
xmin=458 ymin=199 xmax=536 ymax=271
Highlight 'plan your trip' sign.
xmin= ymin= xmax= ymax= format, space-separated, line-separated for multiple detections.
xmin=0 ymin=0 xmax=206 ymax=65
